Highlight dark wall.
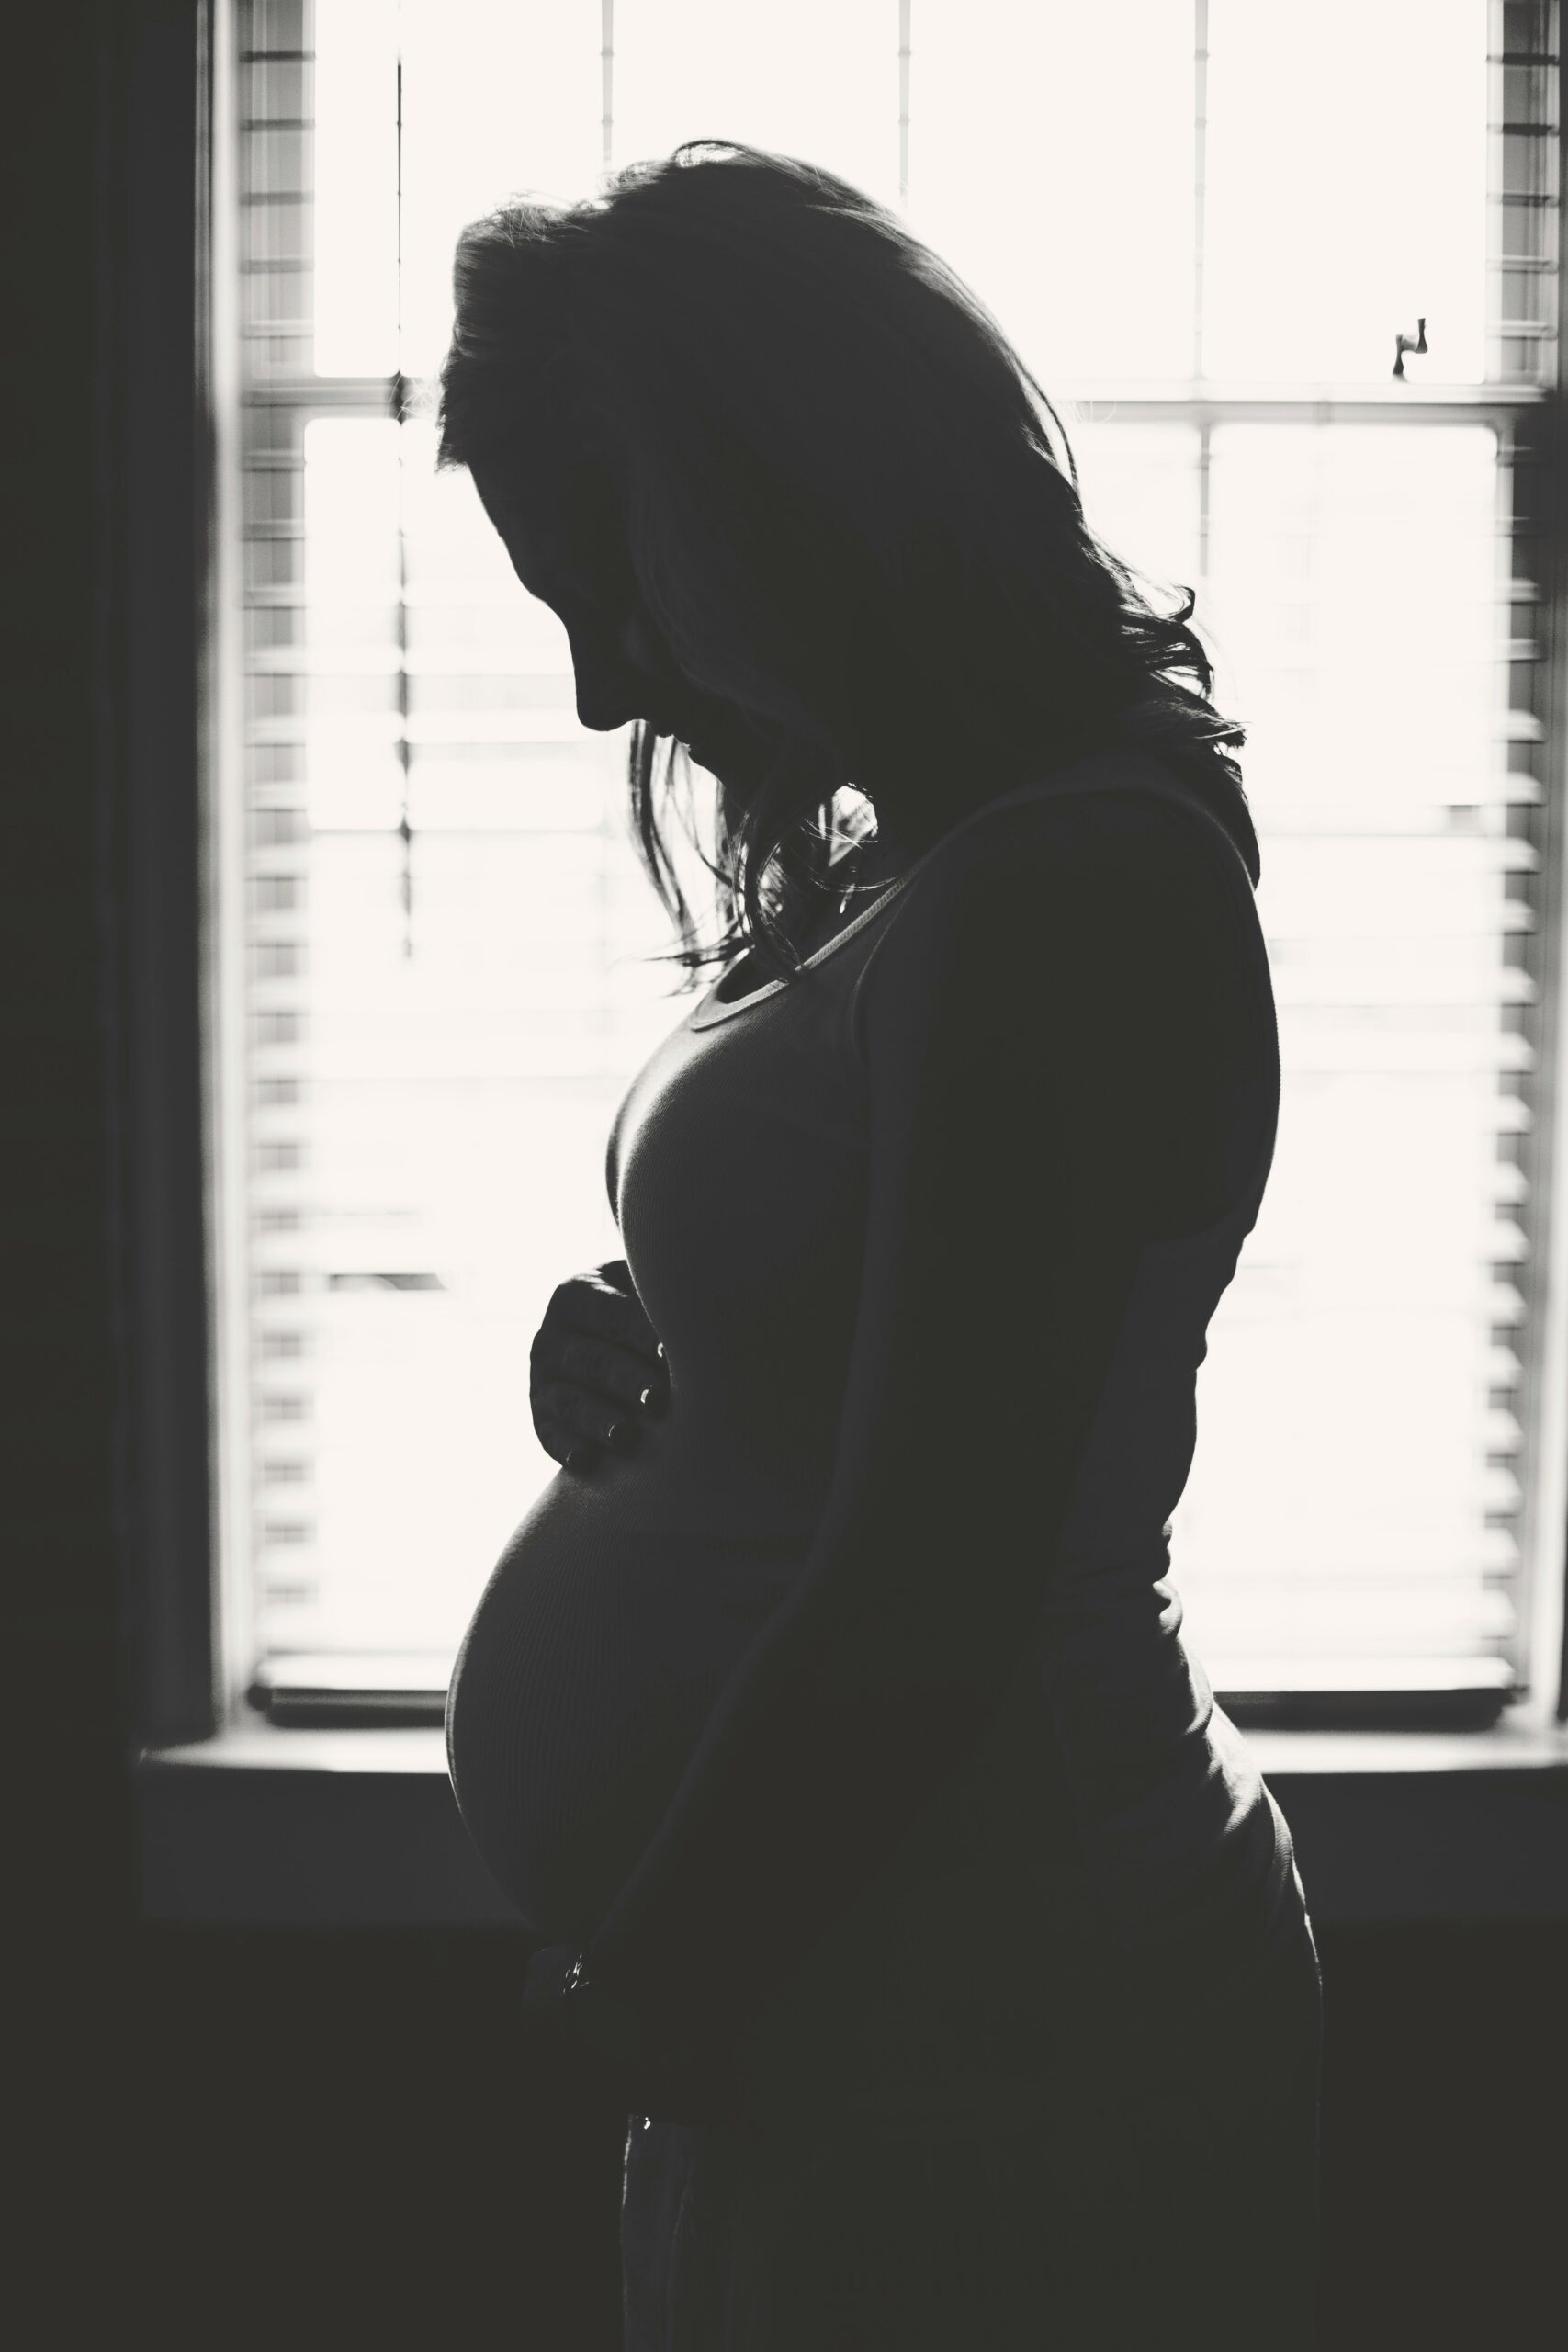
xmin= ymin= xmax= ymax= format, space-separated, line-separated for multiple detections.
xmin=6 ymin=0 xmax=141 ymax=2101
xmin=7 ymin=7 xmax=1564 ymax=2346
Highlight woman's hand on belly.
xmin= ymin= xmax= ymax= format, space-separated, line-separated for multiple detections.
xmin=530 ymin=1257 xmax=669 ymax=1473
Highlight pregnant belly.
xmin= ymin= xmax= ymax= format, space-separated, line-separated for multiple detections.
xmin=445 ymin=1443 xmax=815 ymax=1944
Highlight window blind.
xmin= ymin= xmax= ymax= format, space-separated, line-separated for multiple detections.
xmin=229 ymin=0 xmax=1563 ymax=1730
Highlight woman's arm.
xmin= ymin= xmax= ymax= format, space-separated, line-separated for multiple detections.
xmin=535 ymin=786 xmax=1269 ymax=2121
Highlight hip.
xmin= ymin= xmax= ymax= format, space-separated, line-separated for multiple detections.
xmin=721 ymin=1680 xmax=1314 ymax=2131
xmin=623 ymin=1910 xmax=1323 ymax=2349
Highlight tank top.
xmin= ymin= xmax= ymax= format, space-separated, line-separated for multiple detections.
xmin=446 ymin=742 xmax=1307 ymax=2126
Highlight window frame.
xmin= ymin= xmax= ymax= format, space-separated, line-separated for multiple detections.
xmin=118 ymin=1 xmax=1568 ymax=1925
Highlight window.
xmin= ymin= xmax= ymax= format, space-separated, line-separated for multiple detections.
xmin=224 ymin=0 xmax=1566 ymax=1730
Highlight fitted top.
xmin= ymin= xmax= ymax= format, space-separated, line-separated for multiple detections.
xmin=445 ymin=741 xmax=1303 ymax=2126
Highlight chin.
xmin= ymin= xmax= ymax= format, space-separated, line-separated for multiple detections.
xmin=685 ymin=736 xmax=738 ymax=781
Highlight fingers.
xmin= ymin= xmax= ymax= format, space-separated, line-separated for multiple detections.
xmin=536 ymin=1416 xmax=608 ymax=1474
xmin=549 ymin=1332 xmax=667 ymax=1416
xmin=534 ymin=1374 xmax=644 ymax=1442
xmin=543 ymin=1267 xmax=661 ymax=1359
xmin=539 ymin=1422 xmax=601 ymax=1473
xmin=531 ymin=1267 xmax=668 ymax=1474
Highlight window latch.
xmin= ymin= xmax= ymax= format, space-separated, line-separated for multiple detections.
xmin=1393 ymin=317 xmax=1429 ymax=379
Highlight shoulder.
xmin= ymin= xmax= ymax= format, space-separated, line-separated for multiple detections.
xmin=864 ymin=764 xmax=1252 ymax=989
xmin=897 ymin=753 xmax=1247 ymax=908
xmin=846 ymin=760 xmax=1270 ymax=1111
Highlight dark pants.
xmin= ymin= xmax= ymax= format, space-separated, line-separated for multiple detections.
xmin=621 ymin=1913 xmax=1323 ymax=2350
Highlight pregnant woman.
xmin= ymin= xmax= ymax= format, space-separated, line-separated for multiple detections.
xmin=441 ymin=141 xmax=1322 ymax=2348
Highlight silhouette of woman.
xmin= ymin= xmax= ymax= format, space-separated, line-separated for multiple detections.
xmin=440 ymin=141 xmax=1322 ymax=2350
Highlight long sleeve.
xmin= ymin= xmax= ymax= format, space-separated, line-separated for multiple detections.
xmin=534 ymin=785 xmax=1269 ymax=2122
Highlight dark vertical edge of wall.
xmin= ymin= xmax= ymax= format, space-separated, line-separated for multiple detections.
xmin=1510 ymin=5 xmax=1568 ymax=1731
xmin=0 ymin=0 xmax=180 ymax=1960
xmin=1555 ymin=5 xmax=1568 ymax=1722
xmin=1540 ymin=5 xmax=1568 ymax=1728
xmin=100 ymin=0 xmax=220 ymax=1751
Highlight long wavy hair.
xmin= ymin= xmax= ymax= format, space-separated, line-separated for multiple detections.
xmin=436 ymin=140 xmax=1256 ymax=991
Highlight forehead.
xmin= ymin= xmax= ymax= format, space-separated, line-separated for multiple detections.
xmin=471 ymin=451 xmax=624 ymax=595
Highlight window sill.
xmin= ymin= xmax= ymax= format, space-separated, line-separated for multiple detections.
xmin=134 ymin=1719 xmax=1568 ymax=1928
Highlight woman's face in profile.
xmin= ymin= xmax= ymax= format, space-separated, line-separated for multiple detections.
xmin=468 ymin=457 xmax=782 ymax=787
